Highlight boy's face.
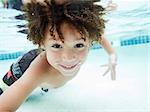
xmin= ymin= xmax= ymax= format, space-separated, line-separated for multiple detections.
xmin=42 ymin=22 xmax=90 ymax=77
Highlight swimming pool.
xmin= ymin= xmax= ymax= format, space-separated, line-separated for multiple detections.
xmin=0 ymin=0 xmax=150 ymax=112
xmin=0 ymin=0 xmax=150 ymax=60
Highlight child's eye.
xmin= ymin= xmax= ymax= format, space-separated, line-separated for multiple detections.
xmin=51 ymin=44 xmax=62 ymax=48
xmin=74 ymin=43 xmax=85 ymax=48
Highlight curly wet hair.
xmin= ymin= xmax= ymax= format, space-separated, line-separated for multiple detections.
xmin=22 ymin=0 xmax=106 ymax=46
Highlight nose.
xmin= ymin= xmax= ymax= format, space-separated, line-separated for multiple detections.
xmin=62 ymin=49 xmax=77 ymax=62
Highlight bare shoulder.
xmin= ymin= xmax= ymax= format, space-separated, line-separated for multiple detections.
xmin=0 ymin=52 xmax=49 ymax=111
xmin=28 ymin=51 xmax=51 ymax=81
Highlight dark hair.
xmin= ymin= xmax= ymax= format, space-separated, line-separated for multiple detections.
xmin=22 ymin=0 xmax=106 ymax=46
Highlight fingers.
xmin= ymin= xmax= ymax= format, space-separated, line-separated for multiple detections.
xmin=101 ymin=63 xmax=117 ymax=80
xmin=100 ymin=64 xmax=110 ymax=76
xmin=100 ymin=63 xmax=117 ymax=67
xmin=109 ymin=63 xmax=116 ymax=80
xmin=100 ymin=64 xmax=108 ymax=67
xmin=102 ymin=67 xmax=110 ymax=76
xmin=101 ymin=52 xmax=117 ymax=79
xmin=110 ymin=66 xmax=116 ymax=80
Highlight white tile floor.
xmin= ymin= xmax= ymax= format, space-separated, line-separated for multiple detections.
xmin=0 ymin=44 xmax=149 ymax=112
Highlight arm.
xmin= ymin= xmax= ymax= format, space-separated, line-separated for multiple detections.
xmin=0 ymin=68 xmax=41 ymax=112
xmin=101 ymin=34 xmax=116 ymax=55
xmin=0 ymin=52 xmax=46 ymax=112
xmin=100 ymin=34 xmax=117 ymax=80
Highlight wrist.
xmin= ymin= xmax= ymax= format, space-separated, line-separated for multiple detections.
xmin=109 ymin=53 xmax=117 ymax=63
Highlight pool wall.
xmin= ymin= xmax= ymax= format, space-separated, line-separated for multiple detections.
xmin=0 ymin=35 xmax=150 ymax=60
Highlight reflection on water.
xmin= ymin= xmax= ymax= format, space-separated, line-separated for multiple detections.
xmin=104 ymin=0 xmax=150 ymax=41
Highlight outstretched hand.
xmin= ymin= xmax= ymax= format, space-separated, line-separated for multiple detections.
xmin=101 ymin=53 xmax=117 ymax=80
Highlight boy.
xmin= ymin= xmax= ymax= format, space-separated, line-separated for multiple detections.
xmin=0 ymin=0 xmax=117 ymax=111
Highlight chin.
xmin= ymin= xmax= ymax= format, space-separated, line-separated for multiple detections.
xmin=60 ymin=69 xmax=80 ymax=77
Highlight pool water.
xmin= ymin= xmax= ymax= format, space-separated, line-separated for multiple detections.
xmin=0 ymin=0 xmax=150 ymax=112
xmin=0 ymin=44 xmax=149 ymax=112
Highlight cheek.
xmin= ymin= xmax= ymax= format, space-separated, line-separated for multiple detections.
xmin=77 ymin=49 xmax=89 ymax=59
xmin=46 ymin=51 xmax=61 ymax=61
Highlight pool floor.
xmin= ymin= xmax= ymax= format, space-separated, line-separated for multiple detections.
xmin=0 ymin=44 xmax=150 ymax=112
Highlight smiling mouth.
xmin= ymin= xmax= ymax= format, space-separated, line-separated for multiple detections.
xmin=59 ymin=64 xmax=78 ymax=70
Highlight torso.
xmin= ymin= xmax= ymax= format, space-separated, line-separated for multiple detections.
xmin=42 ymin=66 xmax=75 ymax=89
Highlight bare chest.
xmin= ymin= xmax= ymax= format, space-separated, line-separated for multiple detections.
xmin=40 ymin=72 xmax=74 ymax=89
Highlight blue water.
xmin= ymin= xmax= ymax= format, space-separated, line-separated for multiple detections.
xmin=0 ymin=0 xmax=150 ymax=58
xmin=104 ymin=0 xmax=150 ymax=41
xmin=0 ymin=8 xmax=35 ymax=53
xmin=0 ymin=1 xmax=150 ymax=111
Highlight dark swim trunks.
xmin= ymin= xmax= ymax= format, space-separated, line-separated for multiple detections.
xmin=3 ymin=49 xmax=39 ymax=86
xmin=0 ymin=49 xmax=49 ymax=95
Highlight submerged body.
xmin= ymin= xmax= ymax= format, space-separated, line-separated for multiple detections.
xmin=0 ymin=0 xmax=117 ymax=111
xmin=0 ymin=21 xmax=91 ymax=111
